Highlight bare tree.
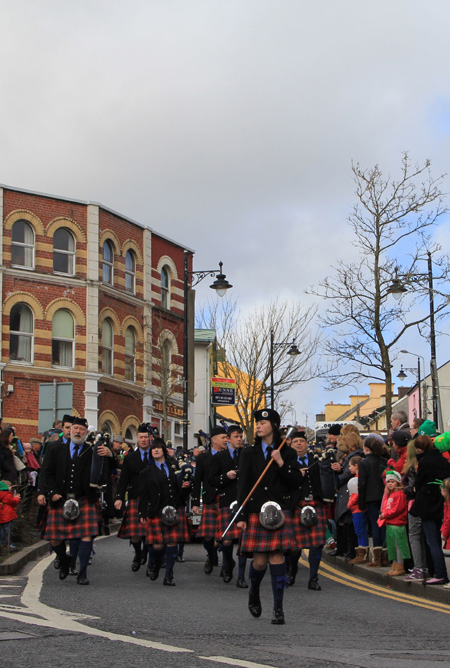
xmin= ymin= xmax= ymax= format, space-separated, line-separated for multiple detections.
xmin=197 ymin=298 xmax=320 ymax=443
xmin=309 ymin=153 xmax=450 ymax=424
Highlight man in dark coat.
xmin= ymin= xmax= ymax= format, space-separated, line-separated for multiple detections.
xmin=191 ymin=426 xmax=228 ymax=574
xmin=209 ymin=425 xmax=246 ymax=586
xmin=114 ymin=424 xmax=151 ymax=572
xmin=39 ymin=417 xmax=112 ymax=585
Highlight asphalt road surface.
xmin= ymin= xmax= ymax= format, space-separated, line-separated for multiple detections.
xmin=1 ymin=535 xmax=450 ymax=668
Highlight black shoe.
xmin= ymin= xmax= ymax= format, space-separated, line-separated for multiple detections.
xmin=271 ymin=607 xmax=285 ymax=625
xmin=308 ymin=577 xmax=321 ymax=591
xmin=149 ymin=562 xmax=161 ymax=581
xmin=77 ymin=575 xmax=90 ymax=585
xmin=146 ymin=567 xmax=151 ymax=577
xmin=204 ymin=556 xmax=213 ymax=575
xmin=223 ymin=559 xmax=235 ymax=583
xmin=131 ymin=557 xmax=141 ymax=572
xmin=163 ymin=576 xmax=176 ymax=586
xmin=59 ymin=555 xmax=71 ymax=581
xmin=236 ymin=577 xmax=248 ymax=589
xmin=103 ymin=525 xmax=110 ymax=536
xmin=288 ymin=573 xmax=296 ymax=586
xmin=176 ymin=555 xmax=185 ymax=563
xmin=69 ymin=567 xmax=78 ymax=576
xmin=54 ymin=557 xmax=61 ymax=570
xmin=248 ymin=591 xmax=262 ymax=618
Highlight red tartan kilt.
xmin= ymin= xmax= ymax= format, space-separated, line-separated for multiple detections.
xmin=215 ymin=506 xmax=241 ymax=541
xmin=44 ymin=498 xmax=101 ymax=541
xmin=239 ymin=511 xmax=295 ymax=554
xmin=196 ymin=501 xmax=218 ymax=539
xmin=117 ymin=499 xmax=146 ymax=542
xmin=292 ymin=500 xmax=328 ymax=549
xmin=145 ymin=509 xmax=190 ymax=544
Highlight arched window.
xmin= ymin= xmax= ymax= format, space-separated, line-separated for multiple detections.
xmin=125 ymin=250 xmax=136 ymax=294
xmin=102 ymin=240 xmax=114 ymax=285
xmin=125 ymin=425 xmax=137 ymax=447
xmin=101 ymin=318 xmax=114 ymax=375
xmin=100 ymin=420 xmax=114 ymax=437
xmin=9 ymin=303 xmax=33 ymax=363
xmin=11 ymin=220 xmax=35 ymax=269
xmin=124 ymin=326 xmax=136 ymax=381
xmin=52 ymin=309 xmax=74 ymax=367
xmin=161 ymin=266 xmax=170 ymax=309
xmin=53 ymin=228 xmax=75 ymax=275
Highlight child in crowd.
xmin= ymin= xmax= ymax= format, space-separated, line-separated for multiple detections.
xmin=0 ymin=480 xmax=21 ymax=549
xmin=347 ymin=456 xmax=369 ymax=564
xmin=441 ymin=478 xmax=450 ymax=589
xmin=378 ymin=470 xmax=410 ymax=576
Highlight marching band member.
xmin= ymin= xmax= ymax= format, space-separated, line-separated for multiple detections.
xmin=191 ymin=426 xmax=228 ymax=575
xmin=289 ymin=430 xmax=328 ymax=591
xmin=39 ymin=417 xmax=113 ymax=585
xmin=138 ymin=438 xmax=191 ymax=586
xmin=114 ymin=424 xmax=151 ymax=572
xmin=236 ymin=409 xmax=302 ymax=625
xmin=209 ymin=424 xmax=246 ymax=585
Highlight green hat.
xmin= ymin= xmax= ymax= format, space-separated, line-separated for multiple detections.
xmin=434 ymin=431 xmax=450 ymax=453
xmin=0 ymin=481 xmax=10 ymax=491
xmin=418 ymin=420 xmax=437 ymax=437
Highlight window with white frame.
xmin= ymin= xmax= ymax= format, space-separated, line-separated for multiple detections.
xmin=52 ymin=309 xmax=74 ymax=367
xmin=161 ymin=266 xmax=170 ymax=309
xmin=101 ymin=318 xmax=114 ymax=375
xmin=53 ymin=228 xmax=75 ymax=275
xmin=102 ymin=240 xmax=114 ymax=285
xmin=9 ymin=303 xmax=33 ymax=363
xmin=125 ymin=250 xmax=136 ymax=294
xmin=124 ymin=326 xmax=136 ymax=381
xmin=11 ymin=220 xmax=35 ymax=269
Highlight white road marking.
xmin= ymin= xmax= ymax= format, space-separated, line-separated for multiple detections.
xmin=200 ymin=657 xmax=279 ymax=668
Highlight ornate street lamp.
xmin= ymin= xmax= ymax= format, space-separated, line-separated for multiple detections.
xmin=269 ymin=331 xmax=301 ymax=410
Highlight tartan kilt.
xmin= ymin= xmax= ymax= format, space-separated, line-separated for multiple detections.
xmin=145 ymin=508 xmax=190 ymax=545
xmin=44 ymin=497 xmax=101 ymax=542
xmin=216 ymin=506 xmax=241 ymax=541
xmin=292 ymin=500 xmax=328 ymax=549
xmin=239 ymin=510 xmax=296 ymax=555
xmin=117 ymin=499 xmax=146 ymax=542
xmin=196 ymin=500 xmax=219 ymax=540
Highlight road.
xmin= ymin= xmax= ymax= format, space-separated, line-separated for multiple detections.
xmin=1 ymin=536 xmax=450 ymax=668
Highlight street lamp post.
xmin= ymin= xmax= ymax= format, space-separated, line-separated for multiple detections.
xmin=182 ymin=252 xmax=232 ymax=451
xmin=269 ymin=330 xmax=301 ymax=410
xmin=387 ymin=251 xmax=442 ymax=431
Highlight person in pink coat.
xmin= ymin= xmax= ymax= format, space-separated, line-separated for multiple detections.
xmin=0 ymin=480 xmax=21 ymax=548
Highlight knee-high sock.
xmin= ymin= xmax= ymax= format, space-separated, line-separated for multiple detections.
xmin=269 ymin=562 xmax=286 ymax=609
xmin=78 ymin=540 xmax=93 ymax=577
xmin=290 ymin=550 xmax=301 ymax=575
xmin=249 ymin=561 xmax=267 ymax=593
xmin=203 ymin=538 xmax=215 ymax=559
xmin=308 ymin=546 xmax=322 ymax=580
xmin=165 ymin=546 xmax=178 ymax=578
xmin=52 ymin=541 xmax=67 ymax=560
xmin=222 ymin=543 xmax=233 ymax=569
xmin=69 ymin=538 xmax=80 ymax=565
xmin=153 ymin=547 xmax=164 ymax=569
xmin=238 ymin=555 xmax=247 ymax=580
xmin=132 ymin=540 xmax=142 ymax=559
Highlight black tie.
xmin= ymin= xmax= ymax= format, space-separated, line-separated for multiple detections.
xmin=72 ymin=444 xmax=80 ymax=460
xmin=163 ymin=463 xmax=169 ymax=477
xmin=233 ymin=449 xmax=239 ymax=463
xmin=265 ymin=446 xmax=273 ymax=463
xmin=299 ymin=458 xmax=306 ymax=468
xmin=143 ymin=452 xmax=149 ymax=466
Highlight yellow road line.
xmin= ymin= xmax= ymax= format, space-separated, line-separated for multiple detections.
xmin=299 ymin=553 xmax=450 ymax=614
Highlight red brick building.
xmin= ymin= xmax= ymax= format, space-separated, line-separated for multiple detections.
xmin=0 ymin=184 xmax=192 ymax=447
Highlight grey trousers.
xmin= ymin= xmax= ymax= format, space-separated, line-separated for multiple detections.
xmin=408 ymin=512 xmax=427 ymax=570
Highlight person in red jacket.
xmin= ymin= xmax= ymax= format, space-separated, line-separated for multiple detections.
xmin=378 ymin=470 xmax=410 ymax=576
xmin=387 ymin=431 xmax=410 ymax=474
xmin=440 ymin=478 xmax=450 ymax=586
xmin=0 ymin=480 xmax=21 ymax=549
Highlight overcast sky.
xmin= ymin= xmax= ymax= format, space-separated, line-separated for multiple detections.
xmin=2 ymin=1 xmax=450 ymax=425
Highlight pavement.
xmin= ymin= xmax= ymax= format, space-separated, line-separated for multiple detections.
xmin=322 ymin=547 xmax=450 ymax=606
xmin=2 ymin=537 xmax=450 ymax=607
